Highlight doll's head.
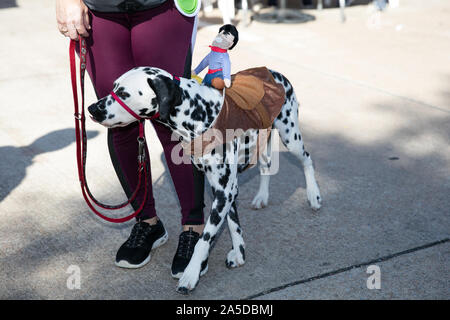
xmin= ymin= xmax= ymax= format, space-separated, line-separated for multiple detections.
xmin=212 ymin=24 xmax=239 ymax=50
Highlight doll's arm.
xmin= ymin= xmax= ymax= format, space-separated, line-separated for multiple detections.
xmin=194 ymin=53 xmax=210 ymax=75
xmin=223 ymin=55 xmax=231 ymax=87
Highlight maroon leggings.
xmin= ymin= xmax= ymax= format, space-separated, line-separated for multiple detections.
xmin=83 ymin=1 xmax=204 ymax=225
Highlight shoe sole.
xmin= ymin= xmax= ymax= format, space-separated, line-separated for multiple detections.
xmin=171 ymin=264 xmax=209 ymax=279
xmin=115 ymin=231 xmax=169 ymax=269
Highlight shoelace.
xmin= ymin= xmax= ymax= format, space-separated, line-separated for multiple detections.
xmin=125 ymin=222 xmax=153 ymax=248
xmin=176 ymin=230 xmax=199 ymax=259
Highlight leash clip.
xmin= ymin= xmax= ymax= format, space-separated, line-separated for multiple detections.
xmin=74 ymin=112 xmax=84 ymax=121
xmin=137 ymin=136 xmax=146 ymax=164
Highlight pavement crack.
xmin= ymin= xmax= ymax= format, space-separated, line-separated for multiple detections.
xmin=243 ymin=238 xmax=449 ymax=300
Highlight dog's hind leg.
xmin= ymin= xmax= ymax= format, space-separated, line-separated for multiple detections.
xmin=274 ymin=104 xmax=322 ymax=211
xmin=226 ymin=201 xmax=246 ymax=268
xmin=251 ymin=131 xmax=273 ymax=209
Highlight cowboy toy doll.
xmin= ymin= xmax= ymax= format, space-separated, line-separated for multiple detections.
xmin=192 ymin=24 xmax=239 ymax=90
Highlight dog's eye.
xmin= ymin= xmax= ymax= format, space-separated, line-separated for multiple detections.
xmin=99 ymin=103 xmax=106 ymax=110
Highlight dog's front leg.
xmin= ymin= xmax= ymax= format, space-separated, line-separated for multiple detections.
xmin=177 ymin=146 xmax=239 ymax=294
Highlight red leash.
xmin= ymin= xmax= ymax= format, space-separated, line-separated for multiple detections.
xmin=69 ymin=36 xmax=149 ymax=223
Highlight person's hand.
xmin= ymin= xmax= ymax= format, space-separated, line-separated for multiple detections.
xmin=56 ymin=0 xmax=90 ymax=40
xmin=224 ymin=78 xmax=231 ymax=88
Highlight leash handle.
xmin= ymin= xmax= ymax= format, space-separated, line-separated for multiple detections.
xmin=70 ymin=36 xmax=148 ymax=223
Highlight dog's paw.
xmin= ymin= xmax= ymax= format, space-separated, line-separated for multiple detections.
xmin=251 ymin=192 xmax=269 ymax=210
xmin=176 ymin=265 xmax=200 ymax=295
xmin=307 ymin=185 xmax=322 ymax=211
xmin=225 ymin=247 xmax=245 ymax=269
xmin=176 ymin=286 xmax=190 ymax=295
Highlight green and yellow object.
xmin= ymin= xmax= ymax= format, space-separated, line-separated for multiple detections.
xmin=174 ymin=0 xmax=200 ymax=17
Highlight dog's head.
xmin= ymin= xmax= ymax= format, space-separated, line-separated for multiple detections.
xmin=88 ymin=67 xmax=182 ymax=128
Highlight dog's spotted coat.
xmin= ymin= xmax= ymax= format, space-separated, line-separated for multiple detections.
xmin=88 ymin=67 xmax=322 ymax=294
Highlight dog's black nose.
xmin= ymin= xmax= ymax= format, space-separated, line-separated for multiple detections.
xmin=88 ymin=102 xmax=107 ymax=123
xmin=88 ymin=104 xmax=97 ymax=115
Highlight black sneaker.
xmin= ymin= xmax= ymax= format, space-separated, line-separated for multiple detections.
xmin=171 ymin=228 xmax=208 ymax=279
xmin=115 ymin=220 xmax=168 ymax=269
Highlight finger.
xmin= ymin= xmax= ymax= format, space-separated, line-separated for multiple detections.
xmin=57 ymin=23 xmax=68 ymax=34
xmin=83 ymin=10 xmax=91 ymax=30
xmin=67 ymin=24 xmax=79 ymax=41
xmin=60 ymin=29 xmax=71 ymax=38
xmin=59 ymin=27 xmax=69 ymax=36
xmin=75 ymin=20 xmax=89 ymax=37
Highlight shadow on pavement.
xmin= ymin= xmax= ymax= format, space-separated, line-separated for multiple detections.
xmin=2 ymin=90 xmax=449 ymax=299
xmin=0 ymin=128 xmax=99 ymax=203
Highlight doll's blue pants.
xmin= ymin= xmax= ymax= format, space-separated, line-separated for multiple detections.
xmin=203 ymin=70 xmax=224 ymax=86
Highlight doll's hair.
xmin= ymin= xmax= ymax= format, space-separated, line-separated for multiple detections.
xmin=219 ymin=24 xmax=239 ymax=50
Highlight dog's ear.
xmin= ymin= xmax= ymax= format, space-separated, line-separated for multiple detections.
xmin=147 ymin=75 xmax=182 ymax=121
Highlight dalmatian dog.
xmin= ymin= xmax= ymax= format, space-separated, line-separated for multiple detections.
xmin=88 ymin=66 xmax=322 ymax=294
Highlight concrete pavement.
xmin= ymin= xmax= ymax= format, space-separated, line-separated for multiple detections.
xmin=0 ymin=0 xmax=449 ymax=299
